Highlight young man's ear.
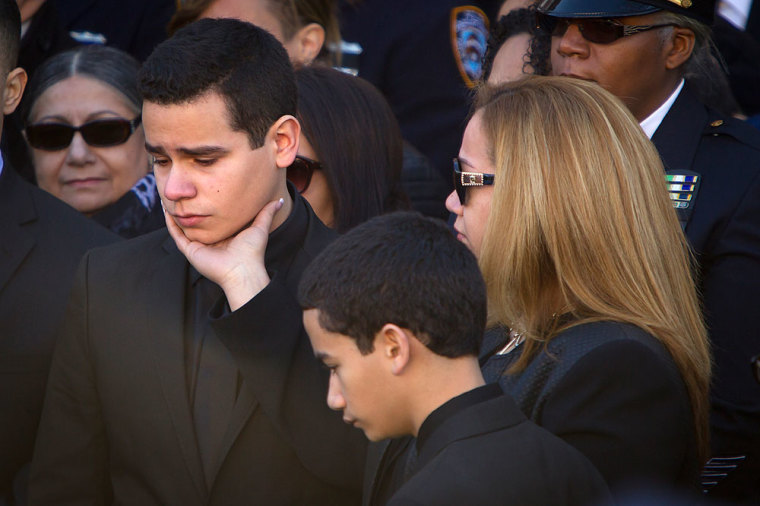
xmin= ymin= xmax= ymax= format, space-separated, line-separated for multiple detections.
xmin=271 ymin=115 xmax=300 ymax=169
xmin=3 ymin=67 xmax=27 ymax=116
xmin=288 ymin=23 xmax=325 ymax=66
xmin=664 ymin=26 xmax=695 ymax=71
xmin=377 ymin=324 xmax=413 ymax=376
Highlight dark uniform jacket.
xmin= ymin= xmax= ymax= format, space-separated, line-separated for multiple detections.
xmin=385 ymin=384 xmax=611 ymax=506
xmin=53 ymin=0 xmax=175 ymax=61
xmin=28 ymin=191 xmax=366 ymax=505
xmin=652 ymin=85 xmax=760 ymax=499
xmin=339 ymin=0 xmax=495 ymax=183
xmin=480 ymin=321 xmax=699 ymax=500
xmin=0 ymin=166 xmax=118 ymax=503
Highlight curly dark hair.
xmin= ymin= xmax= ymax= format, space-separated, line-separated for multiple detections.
xmin=482 ymin=6 xmax=551 ymax=81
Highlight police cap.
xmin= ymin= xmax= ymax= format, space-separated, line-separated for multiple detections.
xmin=536 ymin=0 xmax=714 ymax=25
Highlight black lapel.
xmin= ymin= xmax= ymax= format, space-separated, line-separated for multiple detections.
xmin=210 ymin=382 xmax=258 ymax=487
xmin=364 ymin=440 xmax=392 ymax=506
xmin=0 ymin=169 xmax=36 ymax=294
xmin=651 ymin=86 xmax=708 ymax=174
xmin=145 ymin=235 xmax=207 ymax=499
xmin=416 ymin=395 xmax=524 ymax=470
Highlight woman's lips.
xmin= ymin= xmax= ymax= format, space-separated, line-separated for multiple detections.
xmin=64 ymin=177 xmax=107 ymax=188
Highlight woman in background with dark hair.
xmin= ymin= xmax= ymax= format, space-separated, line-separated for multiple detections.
xmin=291 ymin=65 xmax=409 ymax=232
xmin=23 ymin=45 xmax=162 ymax=238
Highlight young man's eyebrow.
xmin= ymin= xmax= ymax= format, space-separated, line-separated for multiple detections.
xmin=145 ymin=143 xmax=167 ymax=155
xmin=314 ymin=351 xmax=331 ymax=362
xmin=178 ymin=146 xmax=229 ymax=157
xmin=143 ymin=145 xmax=230 ymax=157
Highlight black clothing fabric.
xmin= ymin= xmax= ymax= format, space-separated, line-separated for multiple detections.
xmin=652 ymin=85 xmax=760 ymax=501
xmin=480 ymin=321 xmax=699 ymax=501
xmin=415 ymin=384 xmax=502 ymax=453
xmin=53 ymin=0 xmax=175 ymax=62
xmin=712 ymin=16 xmax=760 ymax=116
xmin=746 ymin=1 xmax=760 ymax=41
xmin=0 ymin=165 xmax=118 ymax=504
xmin=28 ymin=189 xmax=366 ymax=505
xmin=400 ymin=142 xmax=450 ymax=220
xmin=91 ymin=173 xmax=165 ymax=238
xmin=385 ymin=383 xmax=612 ymax=506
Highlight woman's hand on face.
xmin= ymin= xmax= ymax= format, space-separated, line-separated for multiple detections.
xmin=164 ymin=198 xmax=285 ymax=311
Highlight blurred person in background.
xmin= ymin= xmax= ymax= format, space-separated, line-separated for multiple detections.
xmin=22 ymin=45 xmax=162 ymax=238
xmin=169 ymin=0 xmax=339 ymax=67
xmin=291 ymin=66 xmax=413 ymax=232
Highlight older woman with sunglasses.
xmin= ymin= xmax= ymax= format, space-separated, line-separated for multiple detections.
xmin=446 ymin=76 xmax=710 ymax=499
xmin=22 ymin=45 xmax=163 ymax=238
xmin=289 ymin=66 xmax=409 ymax=232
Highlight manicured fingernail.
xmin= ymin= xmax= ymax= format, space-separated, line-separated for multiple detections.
xmin=277 ymin=198 xmax=284 ymax=209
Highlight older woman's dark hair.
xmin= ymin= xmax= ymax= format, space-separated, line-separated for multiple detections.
xmin=22 ymin=45 xmax=142 ymax=125
xmin=295 ymin=66 xmax=409 ymax=232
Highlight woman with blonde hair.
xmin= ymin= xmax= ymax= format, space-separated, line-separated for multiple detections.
xmin=446 ymin=76 xmax=710 ymax=498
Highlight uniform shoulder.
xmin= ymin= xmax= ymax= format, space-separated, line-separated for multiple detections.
xmin=702 ymin=109 xmax=760 ymax=152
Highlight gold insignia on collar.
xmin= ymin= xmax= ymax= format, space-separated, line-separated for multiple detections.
xmin=711 ymin=120 xmax=724 ymax=127
xmin=668 ymin=0 xmax=693 ymax=7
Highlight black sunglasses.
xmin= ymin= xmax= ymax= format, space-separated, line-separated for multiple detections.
xmin=453 ymin=157 xmax=495 ymax=204
xmin=536 ymin=12 xmax=676 ymax=45
xmin=25 ymin=116 xmax=142 ymax=151
xmin=287 ymin=155 xmax=323 ymax=193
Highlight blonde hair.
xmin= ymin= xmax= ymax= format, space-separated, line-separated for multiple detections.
xmin=475 ymin=75 xmax=711 ymax=460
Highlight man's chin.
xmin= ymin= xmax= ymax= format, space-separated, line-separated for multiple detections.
xmin=179 ymin=227 xmax=230 ymax=246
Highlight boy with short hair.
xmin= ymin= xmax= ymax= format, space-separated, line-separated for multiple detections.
xmin=299 ymin=211 xmax=611 ymax=505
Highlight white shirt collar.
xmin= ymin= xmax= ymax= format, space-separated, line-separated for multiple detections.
xmin=640 ymin=79 xmax=685 ymax=140
xmin=718 ymin=0 xmax=753 ymax=29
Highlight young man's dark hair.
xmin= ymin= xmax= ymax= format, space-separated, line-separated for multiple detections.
xmin=299 ymin=211 xmax=485 ymax=358
xmin=0 ymin=0 xmax=20 ymax=72
xmin=138 ymin=17 xmax=297 ymax=148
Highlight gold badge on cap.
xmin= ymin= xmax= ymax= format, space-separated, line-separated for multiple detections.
xmin=669 ymin=0 xmax=693 ymax=8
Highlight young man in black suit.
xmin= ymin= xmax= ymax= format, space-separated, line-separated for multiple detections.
xmin=298 ymin=212 xmax=611 ymax=506
xmin=29 ymin=18 xmax=365 ymax=505
xmin=0 ymin=1 xmax=119 ymax=503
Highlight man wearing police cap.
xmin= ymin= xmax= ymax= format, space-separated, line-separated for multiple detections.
xmin=538 ymin=0 xmax=760 ymax=501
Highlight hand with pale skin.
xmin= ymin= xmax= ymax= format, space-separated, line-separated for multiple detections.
xmin=164 ymin=198 xmax=285 ymax=311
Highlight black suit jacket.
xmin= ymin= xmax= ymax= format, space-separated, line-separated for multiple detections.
xmin=651 ymin=87 xmax=760 ymax=477
xmin=386 ymin=385 xmax=611 ymax=506
xmin=28 ymin=194 xmax=366 ymax=505
xmin=0 ymin=166 xmax=118 ymax=501
xmin=480 ymin=321 xmax=699 ymax=500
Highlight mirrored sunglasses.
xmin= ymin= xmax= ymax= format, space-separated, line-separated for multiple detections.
xmin=25 ymin=116 xmax=142 ymax=151
xmin=452 ymin=157 xmax=495 ymax=204
xmin=536 ymin=12 xmax=676 ymax=44
xmin=287 ymin=155 xmax=323 ymax=193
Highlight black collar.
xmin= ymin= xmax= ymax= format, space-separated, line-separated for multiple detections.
xmin=416 ymin=383 xmax=503 ymax=453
